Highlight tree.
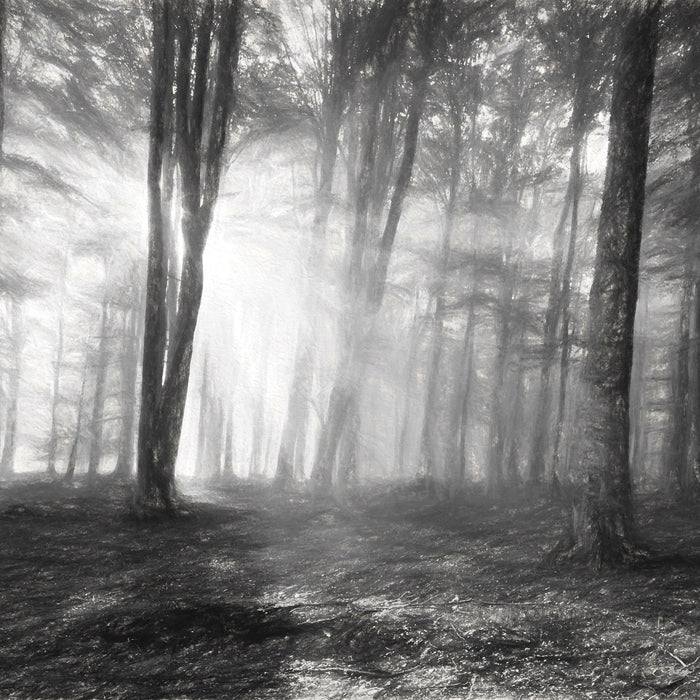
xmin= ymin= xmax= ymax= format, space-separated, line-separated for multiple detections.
xmin=0 ymin=295 xmax=23 ymax=477
xmin=528 ymin=0 xmax=612 ymax=486
xmin=136 ymin=0 xmax=245 ymax=511
xmin=275 ymin=0 xmax=414 ymax=486
xmin=556 ymin=0 xmax=662 ymax=567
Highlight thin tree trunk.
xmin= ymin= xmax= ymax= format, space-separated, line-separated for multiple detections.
xmin=455 ymin=298 xmax=476 ymax=487
xmin=87 ymin=297 xmax=110 ymax=482
xmin=195 ymin=351 xmax=210 ymax=478
xmin=666 ymin=275 xmax=695 ymax=498
xmin=311 ymin=66 xmax=429 ymax=494
xmin=0 ymin=298 xmax=22 ymax=477
xmin=48 ymin=306 xmax=64 ymax=476
xmin=420 ymin=94 xmax=461 ymax=480
xmin=275 ymin=102 xmax=342 ymax=486
xmin=398 ymin=290 xmax=423 ymax=475
xmin=114 ymin=295 xmax=141 ymax=480
xmin=551 ymin=140 xmax=584 ymax=486
xmin=223 ymin=410 xmax=234 ymax=479
xmin=529 ymin=129 xmax=585 ymax=484
xmin=64 ymin=349 xmax=90 ymax=484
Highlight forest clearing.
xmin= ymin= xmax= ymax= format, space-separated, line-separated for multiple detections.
xmin=1 ymin=475 xmax=699 ymax=699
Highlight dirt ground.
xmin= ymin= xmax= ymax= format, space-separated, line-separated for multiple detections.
xmin=1 ymin=475 xmax=699 ymax=699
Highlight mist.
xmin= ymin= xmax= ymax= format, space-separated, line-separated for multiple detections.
xmin=1 ymin=1 xmax=699 ymax=698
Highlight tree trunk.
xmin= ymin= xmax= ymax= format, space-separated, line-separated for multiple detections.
xmin=48 ymin=306 xmax=64 ymax=476
xmin=275 ymin=101 xmax=342 ymax=486
xmin=223 ymin=410 xmax=234 ymax=479
xmin=64 ymin=349 xmax=90 ymax=484
xmin=398 ymin=290 xmax=422 ymax=476
xmin=311 ymin=67 xmax=429 ymax=494
xmin=420 ymin=94 xmax=461 ymax=480
xmin=114 ymin=298 xmax=141 ymax=480
xmin=559 ymin=0 xmax=661 ymax=568
xmin=195 ymin=351 xmax=210 ymax=478
xmin=136 ymin=0 xmax=171 ymax=507
xmin=0 ymin=298 xmax=22 ymax=478
xmin=528 ymin=147 xmax=577 ymax=484
xmin=136 ymin=0 xmax=243 ymax=511
xmin=666 ymin=275 xmax=696 ymax=499
xmin=551 ymin=141 xmax=585 ymax=487
xmin=87 ymin=297 xmax=110 ymax=482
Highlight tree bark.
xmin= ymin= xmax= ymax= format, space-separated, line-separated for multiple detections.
xmin=136 ymin=0 xmax=243 ymax=511
xmin=559 ymin=0 xmax=661 ymax=568
xmin=136 ymin=0 xmax=171 ymax=507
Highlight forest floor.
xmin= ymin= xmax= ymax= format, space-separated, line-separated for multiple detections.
xmin=0 ymin=476 xmax=699 ymax=699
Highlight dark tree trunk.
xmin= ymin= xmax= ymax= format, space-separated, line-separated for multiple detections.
xmin=136 ymin=0 xmax=172 ymax=507
xmin=136 ymin=0 xmax=243 ymax=511
xmin=559 ymin=0 xmax=661 ymax=568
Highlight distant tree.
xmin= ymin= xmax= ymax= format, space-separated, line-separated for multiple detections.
xmin=557 ymin=0 xmax=662 ymax=567
xmin=527 ymin=0 xmax=612 ymax=486
xmin=275 ymin=0 xmax=414 ymax=486
xmin=0 ymin=296 xmax=23 ymax=477
xmin=114 ymin=267 xmax=142 ymax=480
xmin=86 ymin=294 xmax=110 ymax=482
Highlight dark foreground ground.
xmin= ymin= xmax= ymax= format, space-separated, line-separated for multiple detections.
xmin=1 ymin=476 xmax=699 ymax=699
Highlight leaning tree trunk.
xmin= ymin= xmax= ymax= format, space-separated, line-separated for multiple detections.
xmin=558 ymin=0 xmax=662 ymax=568
xmin=310 ymin=65 xmax=429 ymax=494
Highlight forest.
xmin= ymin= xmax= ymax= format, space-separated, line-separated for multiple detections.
xmin=0 ymin=0 xmax=699 ymax=697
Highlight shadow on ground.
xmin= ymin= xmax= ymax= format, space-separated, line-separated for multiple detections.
xmin=1 ymin=475 xmax=699 ymax=698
